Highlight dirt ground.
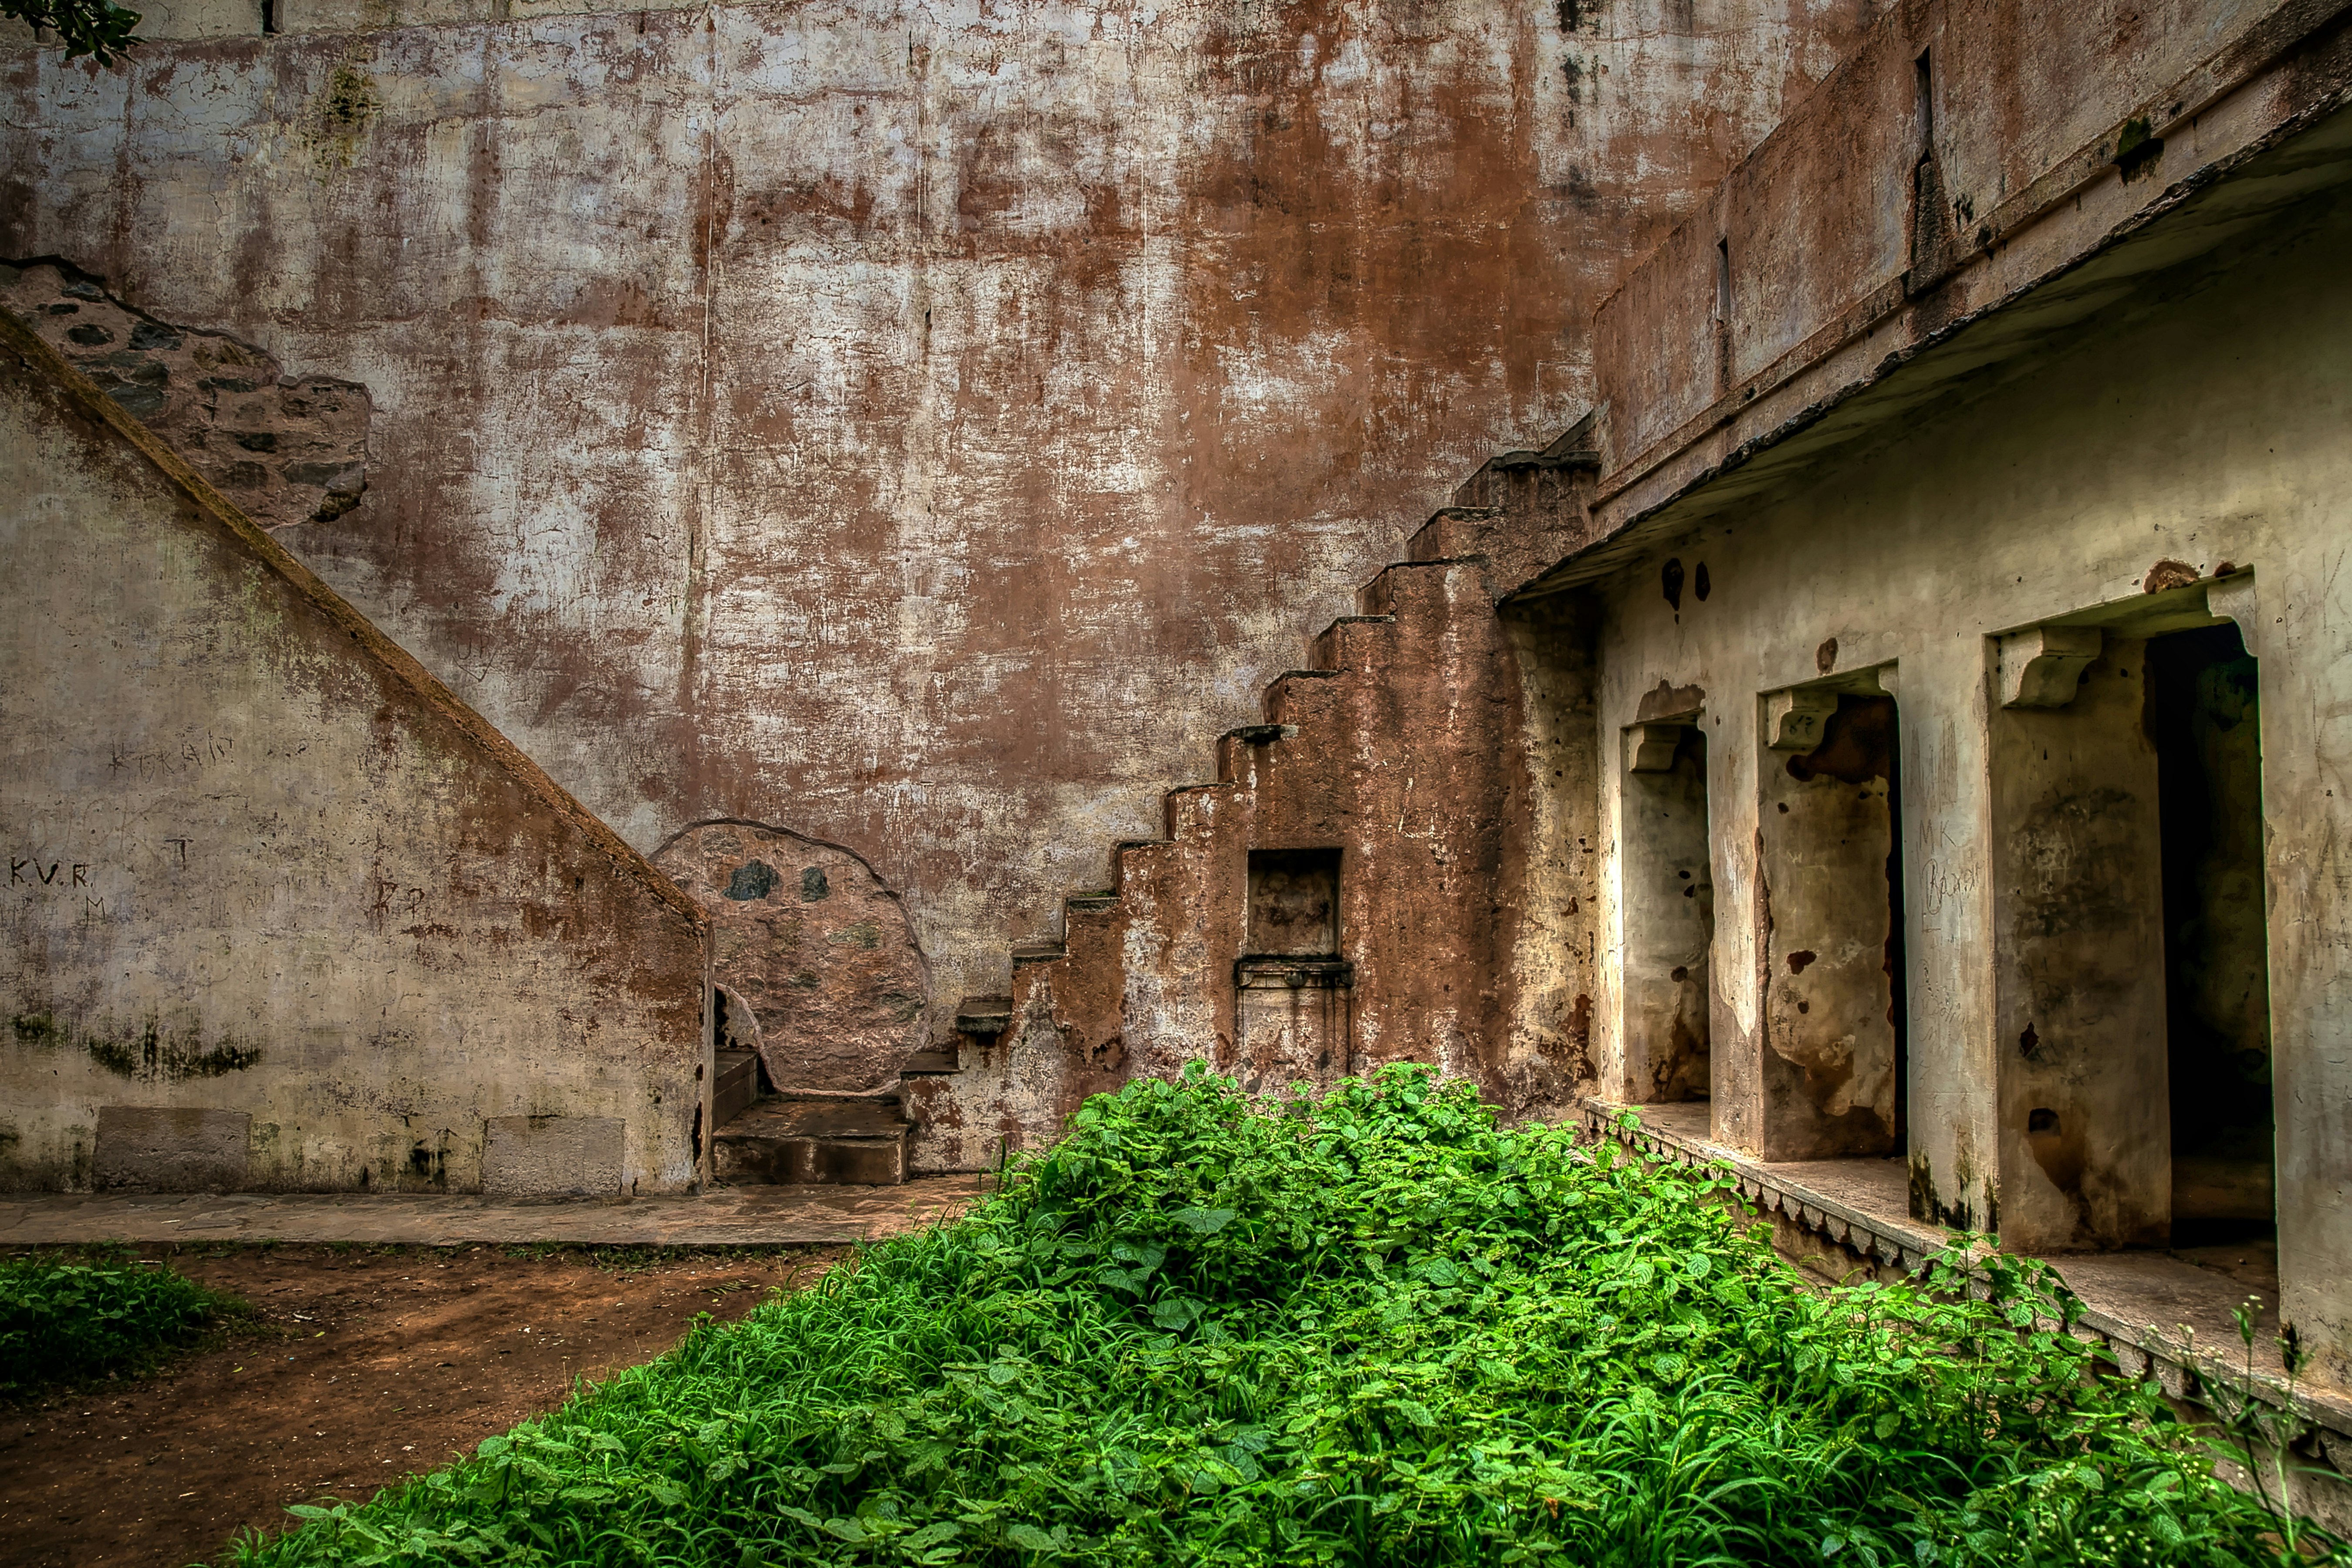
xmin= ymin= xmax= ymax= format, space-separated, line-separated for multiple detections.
xmin=0 ymin=1243 xmax=845 ymax=1568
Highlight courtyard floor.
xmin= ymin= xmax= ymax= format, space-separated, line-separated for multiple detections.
xmin=0 ymin=1177 xmax=987 ymax=1567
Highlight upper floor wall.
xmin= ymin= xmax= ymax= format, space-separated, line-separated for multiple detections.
xmin=1565 ymin=0 xmax=2352 ymax=565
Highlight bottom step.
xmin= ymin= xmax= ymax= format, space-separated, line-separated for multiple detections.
xmin=712 ymin=1097 xmax=909 ymax=1186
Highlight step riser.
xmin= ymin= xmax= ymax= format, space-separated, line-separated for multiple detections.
xmin=1310 ymin=615 xmax=1396 ymax=671
xmin=1361 ymin=557 xmax=1489 ymax=620
xmin=1164 ymin=784 xmax=1236 ymax=841
xmin=714 ymin=1134 xmax=907 ymax=1186
xmin=1407 ymin=506 xmax=1501 ymax=562
xmin=713 ymin=1068 xmax=759 ymax=1129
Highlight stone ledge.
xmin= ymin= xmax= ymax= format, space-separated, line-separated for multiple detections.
xmin=1580 ymin=1098 xmax=2352 ymax=1460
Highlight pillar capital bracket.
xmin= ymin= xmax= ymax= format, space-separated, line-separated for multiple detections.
xmin=1628 ymin=721 xmax=1690 ymax=772
xmin=1998 ymin=624 xmax=2102 ymax=709
xmin=1765 ymin=687 xmax=1840 ymax=751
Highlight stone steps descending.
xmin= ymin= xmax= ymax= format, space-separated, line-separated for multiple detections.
xmin=899 ymin=490 xmax=1549 ymax=1173
xmin=712 ymin=1092 xmax=909 ymax=1186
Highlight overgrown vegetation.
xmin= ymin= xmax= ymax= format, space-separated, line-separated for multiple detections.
xmin=2 ymin=0 xmax=140 ymax=64
xmin=0 ymin=1251 xmax=243 ymax=1394
xmin=242 ymin=1065 xmax=2338 ymax=1565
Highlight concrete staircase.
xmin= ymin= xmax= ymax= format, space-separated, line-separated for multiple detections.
xmin=895 ymin=480 xmax=1603 ymax=1172
xmin=704 ymin=438 xmax=1602 ymax=1183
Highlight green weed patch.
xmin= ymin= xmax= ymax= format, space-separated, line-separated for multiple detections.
xmin=242 ymin=1066 xmax=2337 ymax=1565
xmin=0 ymin=1251 xmax=244 ymax=1394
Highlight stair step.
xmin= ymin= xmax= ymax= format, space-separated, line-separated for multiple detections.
xmin=1112 ymin=839 xmax=1172 ymax=892
xmin=1311 ymin=613 xmax=1396 ymax=669
xmin=728 ymin=1098 xmax=907 ymax=1139
xmin=712 ymin=1049 xmax=760 ymax=1128
xmin=1359 ymin=555 xmax=1490 ymax=615
xmin=1066 ymin=890 xmax=1119 ymax=913
xmin=711 ymin=1096 xmax=909 ymax=1186
xmin=1408 ymin=505 xmax=1503 ymax=561
xmin=1264 ymin=668 xmax=1342 ymax=724
xmin=1163 ymin=781 xmax=1238 ymax=839
xmin=953 ymin=995 xmax=1014 ymax=1035
xmin=902 ymin=1045 xmax=963 ymax=1074
xmin=1217 ymin=724 xmax=1294 ymax=783
xmin=1011 ymin=940 xmax=1066 ymax=966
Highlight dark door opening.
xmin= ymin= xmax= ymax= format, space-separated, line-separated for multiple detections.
xmin=2147 ymin=623 xmax=2274 ymax=1248
xmin=1764 ymin=692 xmax=1907 ymax=1161
xmin=1624 ymin=721 xmax=1713 ymax=1102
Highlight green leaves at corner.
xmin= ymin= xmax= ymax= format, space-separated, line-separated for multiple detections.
xmin=1168 ymin=1206 xmax=1236 ymax=1234
xmin=2 ymin=0 xmax=143 ymax=64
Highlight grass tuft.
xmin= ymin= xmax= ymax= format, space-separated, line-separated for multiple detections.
xmin=0 ymin=1250 xmax=245 ymax=1396
xmin=236 ymin=1064 xmax=2342 ymax=1566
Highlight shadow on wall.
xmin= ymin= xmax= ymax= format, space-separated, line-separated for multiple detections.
xmin=653 ymin=821 xmax=929 ymax=1095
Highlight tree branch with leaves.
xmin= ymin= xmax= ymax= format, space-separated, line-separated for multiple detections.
xmin=6 ymin=0 xmax=142 ymax=64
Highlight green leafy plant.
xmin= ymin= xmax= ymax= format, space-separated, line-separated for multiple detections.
xmin=236 ymin=1064 xmax=2343 ymax=1566
xmin=4 ymin=0 xmax=141 ymax=64
xmin=0 ymin=1251 xmax=242 ymax=1393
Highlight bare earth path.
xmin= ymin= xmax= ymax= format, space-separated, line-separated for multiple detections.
xmin=0 ymin=1179 xmax=986 ymax=1567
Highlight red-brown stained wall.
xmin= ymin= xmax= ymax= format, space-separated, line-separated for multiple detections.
xmin=916 ymin=510 xmax=1601 ymax=1169
xmin=0 ymin=0 xmax=1884 ymax=1042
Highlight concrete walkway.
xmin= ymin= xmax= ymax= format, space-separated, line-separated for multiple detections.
xmin=0 ymin=1176 xmax=991 ymax=1247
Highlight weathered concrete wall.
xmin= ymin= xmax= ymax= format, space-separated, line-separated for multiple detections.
xmin=1548 ymin=0 xmax=2352 ymax=576
xmin=0 ymin=316 xmax=709 ymax=1194
xmin=0 ymin=0 xmax=1885 ymax=1039
xmin=1576 ymin=176 xmax=2352 ymax=1375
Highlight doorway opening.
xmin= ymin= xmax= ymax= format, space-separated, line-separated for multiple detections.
xmin=2147 ymin=623 xmax=2274 ymax=1250
xmin=1760 ymin=690 xmax=1906 ymax=1162
xmin=1623 ymin=721 xmax=1713 ymax=1102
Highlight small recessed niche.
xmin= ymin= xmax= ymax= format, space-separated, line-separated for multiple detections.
xmin=1247 ymin=848 xmax=1340 ymax=956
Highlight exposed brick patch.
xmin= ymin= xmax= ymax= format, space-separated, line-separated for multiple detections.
xmin=1 ymin=260 xmax=371 ymax=532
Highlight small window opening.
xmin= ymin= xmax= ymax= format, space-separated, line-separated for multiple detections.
xmin=1237 ymin=849 xmax=1349 ymax=1093
xmin=1713 ymin=238 xmax=1731 ymax=322
xmin=2148 ymin=623 xmax=2274 ymax=1252
xmin=261 ymin=0 xmax=279 ymax=34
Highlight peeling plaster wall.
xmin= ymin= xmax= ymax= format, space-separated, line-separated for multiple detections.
xmin=1580 ymin=188 xmax=2352 ymax=1377
xmin=653 ymin=819 xmax=929 ymax=1093
xmin=1 ymin=262 xmax=372 ymax=531
xmin=0 ymin=320 xmax=709 ymax=1194
xmin=0 ymin=0 xmax=1883 ymax=1033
